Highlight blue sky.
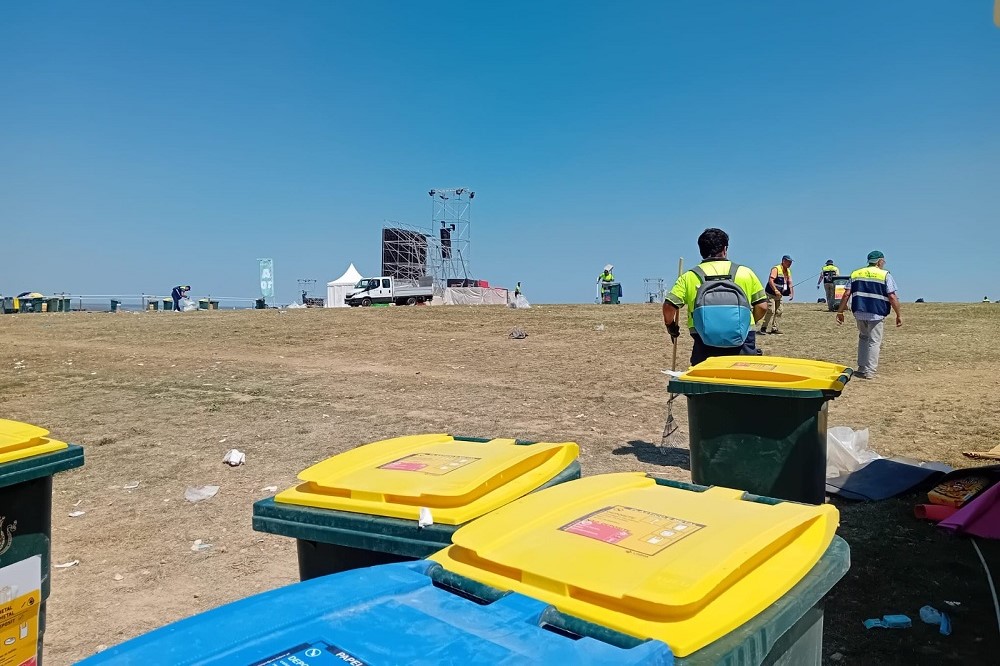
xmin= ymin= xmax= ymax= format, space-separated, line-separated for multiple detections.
xmin=1 ymin=1 xmax=997 ymax=304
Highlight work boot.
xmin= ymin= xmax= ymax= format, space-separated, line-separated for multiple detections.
xmin=758 ymin=328 xmax=767 ymax=335
xmin=769 ymin=329 xmax=783 ymax=335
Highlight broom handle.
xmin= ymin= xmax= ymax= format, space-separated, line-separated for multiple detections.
xmin=671 ymin=257 xmax=683 ymax=371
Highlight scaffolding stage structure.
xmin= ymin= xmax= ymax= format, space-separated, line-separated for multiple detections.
xmin=380 ymin=188 xmax=476 ymax=287
xmin=644 ymin=278 xmax=666 ymax=304
xmin=428 ymin=187 xmax=474 ymax=285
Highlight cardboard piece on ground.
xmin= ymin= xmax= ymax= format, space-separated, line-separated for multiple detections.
xmin=825 ymin=458 xmax=952 ymax=501
xmin=963 ymin=444 xmax=1000 ymax=461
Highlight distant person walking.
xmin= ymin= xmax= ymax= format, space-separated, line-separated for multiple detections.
xmin=663 ymin=228 xmax=768 ymax=365
xmin=171 ymin=285 xmax=190 ymax=312
xmin=759 ymin=255 xmax=794 ymax=334
xmin=836 ymin=251 xmax=902 ymax=379
xmin=817 ymin=259 xmax=840 ymax=310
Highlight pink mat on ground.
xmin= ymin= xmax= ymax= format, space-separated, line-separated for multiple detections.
xmin=914 ymin=504 xmax=958 ymax=522
xmin=938 ymin=481 xmax=1000 ymax=539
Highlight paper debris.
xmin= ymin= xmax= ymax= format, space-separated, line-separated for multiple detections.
xmin=124 ymin=481 xmax=140 ymax=490
xmin=184 ymin=485 xmax=220 ymax=503
xmin=222 ymin=449 xmax=245 ymax=466
xmin=418 ymin=507 xmax=434 ymax=528
xmin=190 ymin=539 xmax=213 ymax=552
xmin=54 ymin=560 xmax=79 ymax=569
xmin=68 ymin=511 xmax=86 ymax=518
xmin=261 ymin=486 xmax=278 ymax=493
xmin=113 ymin=573 xmax=124 ymax=581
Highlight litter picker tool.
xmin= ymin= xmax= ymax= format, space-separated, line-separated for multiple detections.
xmin=661 ymin=257 xmax=684 ymax=449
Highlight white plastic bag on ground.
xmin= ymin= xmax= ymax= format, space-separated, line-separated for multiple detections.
xmin=826 ymin=426 xmax=882 ymax=478
xmin=181 ymin=298 xmax=198 ymax=312
xmin=509 ymin=294 xmax=531 ymax=309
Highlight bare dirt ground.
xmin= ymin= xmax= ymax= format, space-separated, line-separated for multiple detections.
xmin=2 ymin=302 xmax=999 ymax=664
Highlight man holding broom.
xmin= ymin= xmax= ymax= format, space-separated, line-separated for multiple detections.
xmin=662 ymin=228 xmax=768 ymax=366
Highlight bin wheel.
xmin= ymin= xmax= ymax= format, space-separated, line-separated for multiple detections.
xmin=361 ymin=297 xmax=372 ymax=307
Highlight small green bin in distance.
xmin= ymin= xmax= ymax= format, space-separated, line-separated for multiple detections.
xmin=668 ymin=356 xmax=851 ymax=505
xmin=252 ymin=434 xmax=580 ymax=580
xmin=162 ymin=297 xmax=173 ymax=311
xmin=0 ymin=420 xmax=85 ymax=665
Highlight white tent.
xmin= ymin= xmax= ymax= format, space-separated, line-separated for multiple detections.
xmin=326 ymin=264 xmax=364 ymax=308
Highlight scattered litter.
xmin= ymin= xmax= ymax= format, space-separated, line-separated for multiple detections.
xmin=54 ymin=560 xmax=79 ymax=569
xmin=261 ymin=486 xmax=278 ymax=493
xmin=594 ymin=324 xmax=605 ymax=331
xmin=113 ymin=573 xmax=124 ymax=581
xmin=826 ymin=427 xmax=881 ymax=478
xmin=944 ymin=600 xmax=961 ymax=607
xmin=124 ymin=481 xmax=140 ymax=490
xmin=575 ymin=414 xmax=586 ymax=419
xmin=184 ymin=485 xmax=220 ymax=503
xmin=73 ymin=499 xmax=83 ymax=507
xmin=418 ymin=507 xmax=434 ymax=528
xmin=222 ymin=449 xmax=245 ymax=466
xmin=219 ymin=438 xmax=227 ymax=443
xmin=322 ymin=414 xmax=330 ymax=418
xmin=919 ymin=605 xmax=952 ymax=635
xmin=660 ymin=369 xmax=683 ymax=378
xmin=190 ymin=539 xmax=213 ymax=552
xmin=68 ymin=511 xmax=86 ymax=518
xmin=509 ymin=327 xmax=528 ymax=340
xmin=863 ymin=614 xmax=912 ymax=630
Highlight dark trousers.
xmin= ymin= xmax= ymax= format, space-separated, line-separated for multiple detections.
xmin=173 ymin=297 xmax=181 ymax=311
xmin=690 ymin=331 xmax=758 ymax=366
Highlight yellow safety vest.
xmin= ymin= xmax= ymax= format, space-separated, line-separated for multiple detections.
xmin=766 ymin=264 xmax=792 ymax=295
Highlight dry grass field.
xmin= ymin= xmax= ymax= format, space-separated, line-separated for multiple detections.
xmin=2 ymin=301 xmax=999 ymax=664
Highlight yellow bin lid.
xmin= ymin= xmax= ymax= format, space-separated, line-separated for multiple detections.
xmin=430 ymin=472 xmax=839 ymax=657
xmin=0 ymin=419 xmax=69 ymax=464
xmin=275 ymin=434 xmax=579 ymax=525
xmin=669 ymin=355 xmax=852 ymax=398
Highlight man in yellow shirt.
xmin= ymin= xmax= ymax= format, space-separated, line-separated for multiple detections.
xmin=663 ymin=228 xmax=768 ymax=365
xmin=760 ymin=255 xmax=793 ymax=334
xmin=817 ymin=259 xmax=840 ymax=311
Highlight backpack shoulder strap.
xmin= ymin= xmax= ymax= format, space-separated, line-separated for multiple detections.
xmin=726 ymin=263 xmax=741 ymax=280
xmin=691 ymin=266 xmax=707 ymax=283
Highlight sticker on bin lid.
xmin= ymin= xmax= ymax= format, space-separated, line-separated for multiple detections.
xmin=250 ymin=640 xmax=367 ymax=666
xmin=0 ymin=419 xmax=69 ymax=464
xmin=729 ymin=362 xmax=777 ymax=370
xmin=273 ymin=434 xmax=579 ymax=525
xmin=561 ymin=506 xmax=704 ymax=556
xmin=430 ymin=472 xmax=840 ymax=658
xmin=379 ymin=453 xmax=480 ymax=475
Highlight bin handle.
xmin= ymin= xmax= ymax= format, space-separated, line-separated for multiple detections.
xmin=427 ymin=564 xmax=510 ymax=605
xmin=649 ymin=476 xmax=710 ymax=493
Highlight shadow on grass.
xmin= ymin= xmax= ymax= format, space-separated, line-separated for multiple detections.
xmin=612 ymin=439 xmax=690 ymax=471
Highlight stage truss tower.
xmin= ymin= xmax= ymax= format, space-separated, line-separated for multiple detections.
xmin=427 ymin=187 xmax=474 ymax=284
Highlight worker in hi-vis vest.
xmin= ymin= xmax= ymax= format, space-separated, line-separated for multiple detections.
xmin=817 ymin=259 xmax=840 ymax=310
xmin=836 ymin=250 xmax=902 ymax=379
xmin=759 ymin=255 xmax=793 ymax=334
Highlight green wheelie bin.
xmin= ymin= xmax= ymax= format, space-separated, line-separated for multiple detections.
xmin=668 ymin=356 xmax=851 ymax=504
xmin=253 ymin=434 xmax=580 ymax=580
xmin=0 ymin=420 xmax=85 ymax=665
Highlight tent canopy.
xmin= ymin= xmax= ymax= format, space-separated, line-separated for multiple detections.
xmin=328 ymin=263 xmax=363 ymax=286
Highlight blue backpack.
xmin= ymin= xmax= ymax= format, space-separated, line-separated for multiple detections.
xmin=691 ymin=264 xmax=752 ymax=348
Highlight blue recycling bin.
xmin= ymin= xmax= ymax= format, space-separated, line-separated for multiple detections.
xmin=77 ymin=560 xmax=672 ymax=665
